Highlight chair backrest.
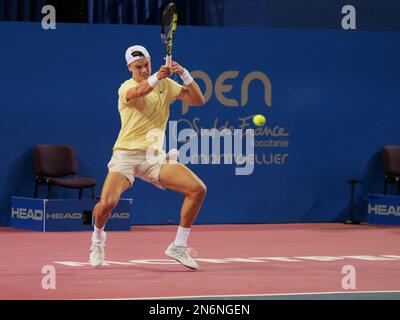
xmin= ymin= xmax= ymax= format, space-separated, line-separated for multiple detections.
xmin=33 ymin=144 xmax=78 ymax=177
xmin=382 ymin=145 xmax=400 ymax=176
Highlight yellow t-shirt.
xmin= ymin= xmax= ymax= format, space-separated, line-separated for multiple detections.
xmin=113 ymin=78 xmax=182 ymax=151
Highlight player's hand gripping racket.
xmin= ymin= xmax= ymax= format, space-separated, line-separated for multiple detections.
xmin=161 ymin=2 xmax=178 ymax=68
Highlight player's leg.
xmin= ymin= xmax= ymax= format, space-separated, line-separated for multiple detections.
xmin=90 ymin=172 xmax=130 ymax=268
xmin=159 ymin=161 xmax=207 ymax=228
xmin=93 ymin=172 xmax=131 ymax=228
xmin=158 ymin=161 xmax=206 ymax=270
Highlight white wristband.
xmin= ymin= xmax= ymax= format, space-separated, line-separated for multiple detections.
xmin=180 ymin=68 xmax=193 ymax=86
xmin=147 ymin=73 xmax=161 ymax=88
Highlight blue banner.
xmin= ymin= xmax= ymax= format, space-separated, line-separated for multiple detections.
xmin=1 ymin=22 xmax=400 ymax=226
xmin=10 ymin=197 xmax=132 ymax=231
xmin=367 ymin=194 xmax=400 ymax=226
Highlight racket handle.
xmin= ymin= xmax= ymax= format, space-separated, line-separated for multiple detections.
xmin=165 ymin=54 xmax=172 ymax=68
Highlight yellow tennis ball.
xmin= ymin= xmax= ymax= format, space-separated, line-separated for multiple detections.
xmin=253 ymin=114 xmax=266 ymax=126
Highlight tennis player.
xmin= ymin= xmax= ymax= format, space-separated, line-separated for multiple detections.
xmin=89 ymin=45 xmax=206 ymax=270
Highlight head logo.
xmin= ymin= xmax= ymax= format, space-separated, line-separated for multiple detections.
xmin=368 ymin=204 xmax=400 ymax=216
xmin=11 ymin=208 xmax=43 ymax=220
xmin=46 ymin=213 xmax=82 ymax=219
xmin=110 ymin=213 xmax=130 ymax=219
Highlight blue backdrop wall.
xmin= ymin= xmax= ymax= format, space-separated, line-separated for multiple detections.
xmin=1 ymin=22 xmax=399 ymax=226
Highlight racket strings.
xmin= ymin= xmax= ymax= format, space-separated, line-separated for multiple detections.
xmin=161 ymin=4 xmax=177 ymax=44
xmin=162 ymin=22 xmax=174 ymax=42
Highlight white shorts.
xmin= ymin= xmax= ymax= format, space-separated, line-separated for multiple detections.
xmin=107 ymin=149 xmax=177 ymax=189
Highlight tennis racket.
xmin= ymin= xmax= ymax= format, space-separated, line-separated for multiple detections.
xmin=161 ymin=2 xmax=178 ymax=68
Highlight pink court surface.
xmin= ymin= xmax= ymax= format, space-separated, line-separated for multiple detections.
xmin=0 ymin=223 xmax=400 ymax=300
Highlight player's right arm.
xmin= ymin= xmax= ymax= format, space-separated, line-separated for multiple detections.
xmin=126 ymin=66 xmax=171 ymax=101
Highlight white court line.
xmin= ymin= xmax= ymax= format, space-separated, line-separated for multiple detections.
xmin=93 ymin=290 xmax=400 ymax=300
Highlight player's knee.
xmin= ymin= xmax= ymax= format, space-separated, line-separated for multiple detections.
xmin=100 ymin=197 xmax=119 ymax=214
xmin=199 ymin=183 xmax=207 ymax=198
xmin=190 ymin=182 xmax=207 ymax=201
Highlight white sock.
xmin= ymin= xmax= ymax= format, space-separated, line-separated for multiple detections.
xmin=92 ymin=225 xmax=106 ymax=243
xmin=174 ymin=226 xmax=191 ymax=247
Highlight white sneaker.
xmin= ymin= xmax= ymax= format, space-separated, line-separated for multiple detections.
xmin=165 ymin=243 xmax=199 ymax=270
xmin=90 ymin=231 xmax=106 ymax=268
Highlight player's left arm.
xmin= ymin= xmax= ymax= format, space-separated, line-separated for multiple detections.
xmin=171 ymin=61 xmax=205 ymax=106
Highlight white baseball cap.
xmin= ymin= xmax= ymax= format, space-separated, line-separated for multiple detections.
xmin=125 ymin=45 xmax=150 ymax=65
